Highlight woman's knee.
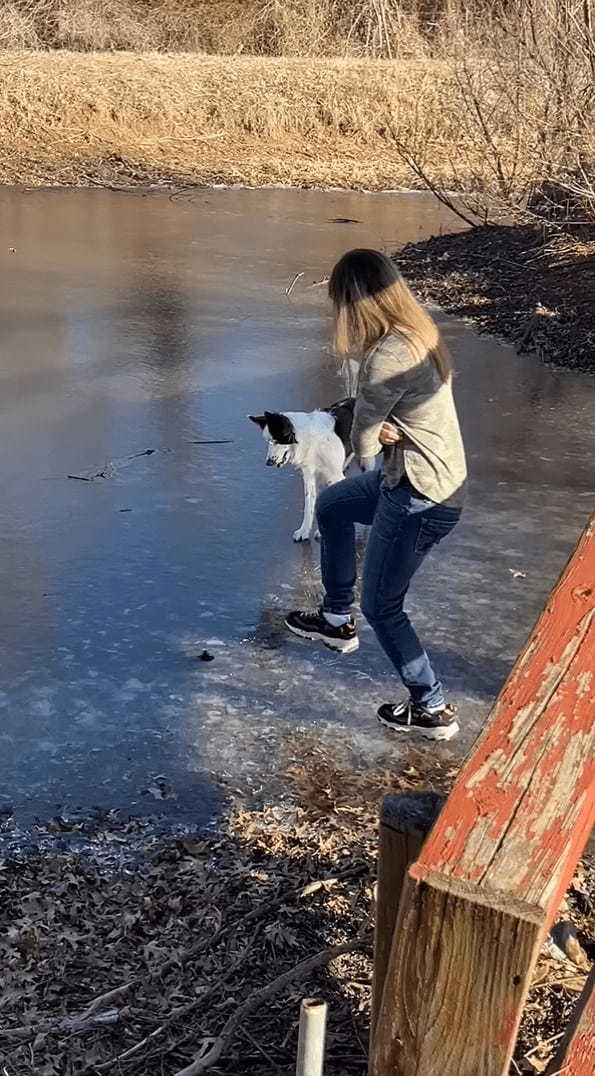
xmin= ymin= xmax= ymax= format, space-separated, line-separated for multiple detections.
xmin=316 ymin=485 xmax=340 ymax=528
xmin=361 ymin=579 xmax=380 ymax=623
xmin=361 ymin=592 xmax=378 ymax=623
xmin=362 ymin=585 xmax=404 ymax=624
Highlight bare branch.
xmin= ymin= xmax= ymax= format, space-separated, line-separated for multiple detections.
xmin=172 ymin=937 xmax=372 ymax=1076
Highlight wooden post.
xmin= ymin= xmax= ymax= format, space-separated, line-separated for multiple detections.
xmin=370 ymin=792 xmax=444 ymax=1052
xmin=296 ymin=998 xmax=327 ymax=1076
xmin=545 ymin=964 xmax=595 ymax=1076
xmin=371 ymin=513 xmax=595 ymax=1076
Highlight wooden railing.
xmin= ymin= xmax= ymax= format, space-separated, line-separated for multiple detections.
xmin=369 ymin=511 xmax=595 ymax=1076
xmin=546 ymin=965 xmax=595 ymax=1076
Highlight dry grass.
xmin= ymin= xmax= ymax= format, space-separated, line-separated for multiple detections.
xmin=0 ymin=3 xmax=592 ymax=223
xmin=0 ymin=49 xmax=548 ymax=190
xmin=0 ymin=0 xmax=453 ymax=57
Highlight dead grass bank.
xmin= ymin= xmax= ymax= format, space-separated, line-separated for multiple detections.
xmin=0 ymin=50 xmax=527 ymax=189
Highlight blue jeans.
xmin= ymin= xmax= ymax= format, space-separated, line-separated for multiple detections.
xmin=317 ymin=469 xmax=461 ymax=708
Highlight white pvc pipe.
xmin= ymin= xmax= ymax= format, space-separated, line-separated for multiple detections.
xmin=296 ymin=998 xmax=328 ymax=1076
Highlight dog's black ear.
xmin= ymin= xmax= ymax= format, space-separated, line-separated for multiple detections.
xmin=264 ymin=411 xmax=297 ymax=445
xmin=248 ymin=415 xmax=267 ymax=429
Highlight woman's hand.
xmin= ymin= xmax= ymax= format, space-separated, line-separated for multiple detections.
xmin=379 ymin=422 xmax=404 ymax=446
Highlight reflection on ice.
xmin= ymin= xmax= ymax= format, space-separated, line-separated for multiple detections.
xmin=0 ymin=186 xmax=593 ymax=829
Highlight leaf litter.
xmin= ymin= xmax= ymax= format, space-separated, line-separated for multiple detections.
xmin=0 ymin=731 xmax=591 ymax=1075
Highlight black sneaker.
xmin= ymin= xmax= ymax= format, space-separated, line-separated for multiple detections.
xmin=285 ymin=607 xmax=359 ymax=654
xmin=377 ymin=699 xmax=459 ymax=741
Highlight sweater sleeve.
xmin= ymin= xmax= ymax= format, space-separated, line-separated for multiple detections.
xmin=351 ymin=339 xmax=409 ymax=461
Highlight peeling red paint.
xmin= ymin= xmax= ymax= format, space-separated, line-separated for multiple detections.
xmin=498 ymin=1005 xmax=520 ymax=1051
xmin=566 ymin=1029 xmax=595 ymax=1073
xmin=547 ymin=969 xmax=594 ymax=1075
xmin=372 ymin=517 xmax=595 ymax=1076
xmin=411 ymin=514 xmax=595 ymax=919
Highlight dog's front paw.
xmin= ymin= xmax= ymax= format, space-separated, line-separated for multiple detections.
xmin=293 ymin=527 xmax=311 ymax=543
xmin=314 ymin=529 xmax=321 ymax=541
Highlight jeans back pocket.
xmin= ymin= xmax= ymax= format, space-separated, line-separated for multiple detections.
xmin=415 ymin=515 xmax=459 ymax=556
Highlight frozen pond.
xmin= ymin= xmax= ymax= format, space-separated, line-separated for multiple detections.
xmin=1 ymin=187 xmax=593 ymax=829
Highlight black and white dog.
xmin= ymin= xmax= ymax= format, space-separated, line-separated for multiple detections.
xmin=249 ymin=398 xmax=355 ymax=541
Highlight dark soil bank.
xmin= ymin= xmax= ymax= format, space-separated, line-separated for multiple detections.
xmin=396 ymin=224 xmax=595 ymax=374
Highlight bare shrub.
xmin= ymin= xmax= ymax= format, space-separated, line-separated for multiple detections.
xmin=384 ymin=1 xmax=595 ymax=229
xmin=0 ymin=2 xmax=42 ymax=47
xmin=0 ymin=1 xmax=593 ymax=228
xmin=53 ymin=1 xmax=159 ymax=51
xmin=0 ymin=1 xmax=466 ymax=56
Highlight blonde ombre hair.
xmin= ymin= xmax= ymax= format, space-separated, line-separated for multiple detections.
xmin=328 ymin=249 xmax=451 ymax=382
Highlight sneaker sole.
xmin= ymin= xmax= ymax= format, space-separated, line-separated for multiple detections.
xmin=377 ymin=712 xmax=459 ymax=741
xmin=285 ymin=620 xmax=359 ymax=654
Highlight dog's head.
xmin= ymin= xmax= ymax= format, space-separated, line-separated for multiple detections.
xmin=249 ymin=411 xmax=297 ymax=467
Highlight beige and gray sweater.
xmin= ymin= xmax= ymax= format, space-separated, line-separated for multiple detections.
xmin=350 ymin=334 xmax=467 ymax=507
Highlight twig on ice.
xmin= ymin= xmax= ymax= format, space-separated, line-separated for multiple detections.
xmin=285 ymin=271 xmax=304 ymax=296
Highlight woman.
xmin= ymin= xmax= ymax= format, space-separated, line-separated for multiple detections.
xmin=285 ymin=249 xmax=467 ymax=741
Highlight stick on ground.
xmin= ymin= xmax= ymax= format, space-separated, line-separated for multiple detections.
xmin=173 ymin=938 xmax=371 ymax=1076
